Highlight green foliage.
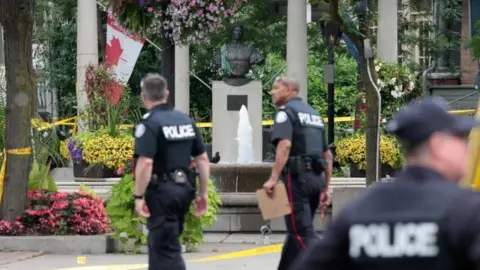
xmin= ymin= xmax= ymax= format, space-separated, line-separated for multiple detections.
xmin=106 ymin=174 xmax=221 ymax=253
xmin=27 ymin=161 xmax=58 ymax=192
xmin=396 ymin=0 xmax=462 ymax=70
xmin=34 ymin=0 xmax=78 ymax=118
xmin=468 ymin=20 xmax=480 ymax=62
xmin=180 ymin=178 xmax=222 ymax=252
xmin=105 ymin=174 xmax=147 ymax=253
xmin=79 ymin=183 xmax=98 ymax=199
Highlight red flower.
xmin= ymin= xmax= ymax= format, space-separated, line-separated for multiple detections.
xmin=359 ymin=103 xmax=367 ymax=112
xmin=354 ymin=120 xmax=361 ymax=129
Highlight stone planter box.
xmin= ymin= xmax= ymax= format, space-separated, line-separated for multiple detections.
xmin=0 ymin=235 xmax=114 ymax=254
xmin=73 ymin=160 xmax=118 ymax=179
xmin=349 ymin=163 xmax=396 ymax=178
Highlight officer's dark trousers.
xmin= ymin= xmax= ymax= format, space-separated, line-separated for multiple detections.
xmin=277 ymin=172 xmax=324 ymax=270
xmin=145 ymin=180 xmax=195 ymax=270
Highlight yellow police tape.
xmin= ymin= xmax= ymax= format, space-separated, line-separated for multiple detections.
xmin=29 ymin=109 xmax=476 ymax=131
xmin=0 ymin=147 xmax=32 ymax=206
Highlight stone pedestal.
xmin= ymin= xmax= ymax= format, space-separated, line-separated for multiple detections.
xmin=212 ymin=80 xmax=263 ymax=163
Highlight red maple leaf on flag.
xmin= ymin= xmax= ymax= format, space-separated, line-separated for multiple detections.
xmin=106 ymin=36 xmax=123 ymax=66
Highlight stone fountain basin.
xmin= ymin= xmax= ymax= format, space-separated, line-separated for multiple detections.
xmin=210 ymin=163 xmax=273 ymax=193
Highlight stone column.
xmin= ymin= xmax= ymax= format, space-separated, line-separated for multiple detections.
xmin=376 ymin=0 xmax=398 ymax=62
xmin=287 ymin=0 xmax=308 ymax=101
xmin=76 ymin=0 xmax=98 ymax=133
xmin=174 ymin=45 xmax=190 ymax=114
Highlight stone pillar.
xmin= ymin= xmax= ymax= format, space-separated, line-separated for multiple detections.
xmin=287 ymin=0 xmax=308 ymax=101
xmin=174 ymin=45 xmax=190 ymax=114
xmin=76 ymin=0 xmax=98 ymax=133
xmin=212 ymin=81 xmax=263 ymax=163
xmin=376 ymin=0 xmax=398 ymax=62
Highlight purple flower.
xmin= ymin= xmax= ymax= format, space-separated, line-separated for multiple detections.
xmin=67 ymin=139 xmax=83 ymax=162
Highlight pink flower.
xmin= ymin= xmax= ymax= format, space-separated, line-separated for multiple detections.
xmin=116 ymin=166 xmax=124 ymax=176
xmin=147 ymin=7 xmax=153 ymax=12
xmin=207 ymin=4 xmax=217 ymax=12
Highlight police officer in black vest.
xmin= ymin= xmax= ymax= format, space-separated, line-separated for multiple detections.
xmin=133 ymin=74 xmax=210 ymax=270
xmin=293 ymin=97 xmax=480 ymax=270
xmin=263 ymin=76 xmax=333 ymax=270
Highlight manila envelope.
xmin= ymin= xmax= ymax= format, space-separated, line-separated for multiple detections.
xmin=256 ymin=183 xmax=291 ymax=220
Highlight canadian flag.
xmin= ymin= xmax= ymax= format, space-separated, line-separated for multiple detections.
xmin=106 ymin=13 xmax=145 ymax=85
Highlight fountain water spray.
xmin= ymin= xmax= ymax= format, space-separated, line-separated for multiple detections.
xmin=236 ymin=105 xmax=254 ymax=163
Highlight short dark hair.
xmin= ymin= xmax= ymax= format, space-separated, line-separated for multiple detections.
xmin=140 ymin=73 xmax=167 ymax=101
xmin=229 ymin=23 xmax=244 ymax=41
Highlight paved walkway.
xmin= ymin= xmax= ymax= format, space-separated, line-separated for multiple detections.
xmin=0 ymin=234 xmax=289 ymax=270
xmin=0 ymin=243 xmax=282 ymax=270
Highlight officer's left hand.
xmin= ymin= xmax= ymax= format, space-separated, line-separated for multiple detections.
xmin=263 ymin=177 xmax=278 ymax=197
xmin=135 ymin=199 xmax=150 ymax=218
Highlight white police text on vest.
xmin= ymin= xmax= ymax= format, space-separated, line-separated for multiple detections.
xmin=349 ymin=222 xmax=439 ymax=258
xmin=162 ymin=124 xmax=195 ymax=139
xmin=298 ymin=112 xmax=323 ymax=127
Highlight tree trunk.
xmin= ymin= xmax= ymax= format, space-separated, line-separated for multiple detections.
xmin=0 ymin=0 xmax=36 ymax=221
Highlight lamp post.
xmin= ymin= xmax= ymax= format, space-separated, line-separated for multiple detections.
xmin=320 ymin=20 xmax=342 ymax=149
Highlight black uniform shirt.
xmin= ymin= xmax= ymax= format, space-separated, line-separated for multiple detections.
xmin=294 ymin=166 xmax=480 ymax=270
xmin=271 ymin=97 xmax=328 ymax=153
xmin=134 ymin=104 xmax=206 ymax=173
xmin=271 ymin=104 xmax=294 ymax=146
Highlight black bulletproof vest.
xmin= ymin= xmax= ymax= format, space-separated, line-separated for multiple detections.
xmin=146 ymin=109 xmax=196 ymax=174
xmin=283 ymin=98 xmax=325 ymax=156
xmin=345 ymin=168 xmax=468 ymax=270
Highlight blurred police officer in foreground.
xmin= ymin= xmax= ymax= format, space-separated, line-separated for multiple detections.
xmin=293 ymin=96 xmax=480 ymax=270
xmin=133 ymin=74 xmax=210 ymax=270
xmin=263 ymin=76 xmax=333 ymax=270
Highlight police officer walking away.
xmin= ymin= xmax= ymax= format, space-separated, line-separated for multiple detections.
xmin=263 ymin=76 xmax=333 ymax=270
xmin=294 ymin=97 xmax=480 ymax=270
xmin=133 ymin=74 xmax=210 ymax=270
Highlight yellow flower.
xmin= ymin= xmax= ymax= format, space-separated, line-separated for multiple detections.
xmin=60 ymin=140 xmax=70 ymax=161
xmin=82 ymin=133 xmax=134 ymax=169
xmin=336 ymin=133 xmax=403 ymax=170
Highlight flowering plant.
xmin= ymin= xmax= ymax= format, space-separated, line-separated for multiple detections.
xmin=84 ymin=64 xmax=132 ymax=137
xmin=108 ymin=0 xmax=245 ymax=45
xmin=336 ymin=133 xmax=404 ymax=170
xmin=82 ymin=133 xmax=134 ymax=170
xmin=63 ymin=129 xmax=133 ymax=171
xmin=374 ymin=60 xmax=422 ymax=120
xmin=0 ymin=191 xmax=110 ymax=236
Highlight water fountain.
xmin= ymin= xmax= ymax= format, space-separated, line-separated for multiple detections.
xmin=210 ymin=105 xmax=273 ymax=193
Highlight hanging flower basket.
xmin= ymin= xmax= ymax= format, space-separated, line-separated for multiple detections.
xmin=108 ymin=0 xmax=245 ymax=45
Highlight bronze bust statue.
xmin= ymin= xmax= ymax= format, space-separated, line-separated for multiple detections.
xmin=214 ymin=24 xmax=265 ymax=87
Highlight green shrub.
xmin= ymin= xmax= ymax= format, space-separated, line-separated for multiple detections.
xmin=106 ymin=174 xmax=221 ymax=253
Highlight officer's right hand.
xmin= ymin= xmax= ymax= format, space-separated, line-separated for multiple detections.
xmin=263 ymin=177 xmax=278 ymax=197
xmin=194 ymin=193 xmax=208 ymax=216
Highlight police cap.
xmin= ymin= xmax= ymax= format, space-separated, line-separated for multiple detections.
xmin=386 ymin=97 xmax=480 ymax=146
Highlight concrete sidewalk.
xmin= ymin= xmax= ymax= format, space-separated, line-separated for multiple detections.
xmin=0 ymin=251 xmax=43 ymax=265
xmin=203 ymin=233 xmax=286 ymax=244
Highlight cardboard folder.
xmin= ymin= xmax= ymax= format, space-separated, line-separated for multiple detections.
xmin=256 ymin=183 xmax=291 ymax=220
